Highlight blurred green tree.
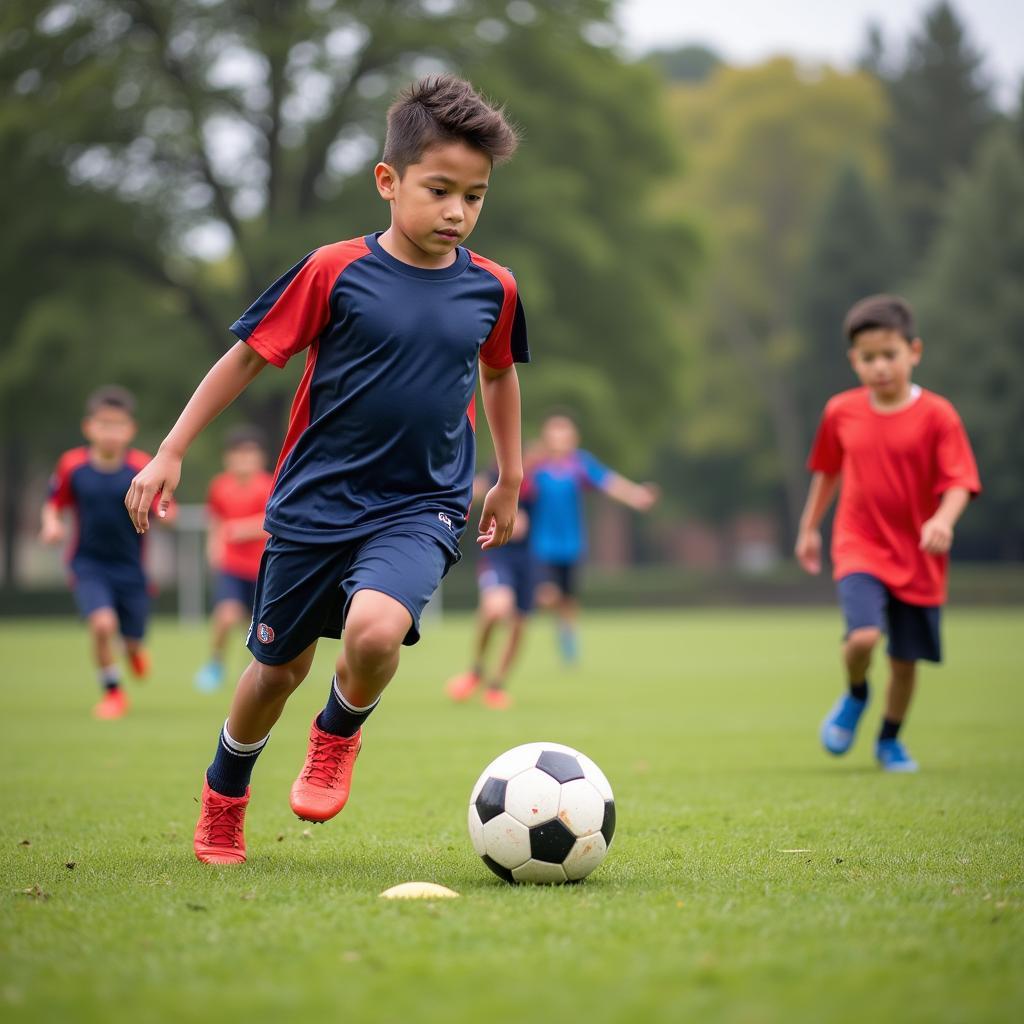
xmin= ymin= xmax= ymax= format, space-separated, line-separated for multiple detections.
xmin=795 ymin=161 xmax=900 ymax=447
xmin=915 ymin=130 xmax=1024 ymax=558
xmin=0 ymin=0 xmax=696 ymax=583
xmin=646 ymin=44 xmax=722 ymax=83
xmin=659 ymin=59 xmax=888 ymax=532
xmin=882 ymin=1 xmax=995 ymax=265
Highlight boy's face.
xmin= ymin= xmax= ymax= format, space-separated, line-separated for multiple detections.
xmin=224 ymin=442 xmax=266 ymax=477
xmin=848 ymin=329 xmax=922 ymax=402
xmin=82 ymin=406 xmax=136 ymax=457
xmin=375 ymin=141 xmax=492 ymax=261
xmin=541 ymin=416 xmax=580 ymax=458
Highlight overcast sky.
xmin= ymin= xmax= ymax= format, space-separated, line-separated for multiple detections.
xmin=616 ymin=0 xmax=1023 ymax=106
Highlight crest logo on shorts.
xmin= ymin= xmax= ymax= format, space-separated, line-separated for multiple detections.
xmin=438 ymin=512 xmax=453 ymax=530
xmin=256 ymin=622 xmax=275 ymax=644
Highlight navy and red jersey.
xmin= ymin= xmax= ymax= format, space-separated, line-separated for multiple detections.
xmin=48 ymin=448 xmax=157 ymax=580
xmin=230 ymin=233 xmax=529 ymax=548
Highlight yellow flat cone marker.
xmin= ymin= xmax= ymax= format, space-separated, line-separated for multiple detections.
xmin=379 ymin=882 xmax=460 ymax=900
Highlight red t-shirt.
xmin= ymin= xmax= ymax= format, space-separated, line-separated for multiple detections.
xmin=808 ymin=387 xmax=980 ymax=605
xmin=207 ymin=471 xmax=274 ymax=581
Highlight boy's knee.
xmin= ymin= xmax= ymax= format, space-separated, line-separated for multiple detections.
xmin=89 ymin=609 xmax=118 ymax=639
xmin=344 ymin=617 xmax=405 ymax=667
xmin=252 ymin=660 xmax=308 ymax=699
xmin=847 ymin=626 xmax=882 ymax=654
xmin=482 ymin=589 xmax=514 ymax=624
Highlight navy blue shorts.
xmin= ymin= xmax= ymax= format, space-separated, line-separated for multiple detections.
xmin=539 ymin=560 xmax=581 ymax=599
xmin=478 ymin=543 xmax=536 ymax=614
xmin=837 ymin=572 xmax=942 ymax=663
xmin=71 ymin=564 xmax=149 ymax=641
xmin=213 ymin=571 xmax=257 ymax=610
xmin=246 ymin=528 xmax=456 ymax=665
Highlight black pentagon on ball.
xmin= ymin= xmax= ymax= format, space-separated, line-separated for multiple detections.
xmin=529 ymin=818 xmax=576 ymax=863
xmin=481 ymin=854 xmax=515 ymax=884
xmin=475 ymin=777 xmax=507 ymax=824
xmin=536 ymin=750 xmax=584 ymax=784
xmin=601 ymin=800 xmax=616 ymax=846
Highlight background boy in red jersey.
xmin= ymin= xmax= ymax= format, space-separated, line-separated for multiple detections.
xmin=795 ymin=295 xmax=980 ymax=772
xmin=194 ymin=427 xmax=273 ymax=692
xmin=40 ymin=387 xmax=174 ymax=719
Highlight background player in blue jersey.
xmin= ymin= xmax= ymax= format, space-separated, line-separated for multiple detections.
xmin=40 ymin=387 xmax=174 ymax=719
xmin=126 ymin=75 xmax=528 ymax=865
xmin=444 ymin=457 xmax=539 ymax=710
xmin=531 ymin=413 xmax=658 ymax=663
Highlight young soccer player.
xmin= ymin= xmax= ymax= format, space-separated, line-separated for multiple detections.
xmin=41 ymin=386 xmax=173 ymax=719
xmin=126 ymin=75 xmax=528 ymax=864
xmin=194 ymin=427 xmax=273 ymax=692
xmin=795 ymin=295 xmax=980 ymax=772
xmin=530 ymin=413 xmax=658 ymax=663
xmin=445 ymin=465 xmax=537 ymax=709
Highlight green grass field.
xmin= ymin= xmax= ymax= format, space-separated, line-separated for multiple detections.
xmin=2 ymin=608 xmax=1022 ymax=1023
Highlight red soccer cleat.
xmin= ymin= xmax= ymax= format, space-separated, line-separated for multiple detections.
xmin=128 ymin=649 xmax=150 ymax=681
xmin=194 ymin=780 xmax=249 ymax=865
xmin=93 ymin=689 xmax=129 ymax=719
xmin=483 ymin=687 xmax=512 ymax=710
xmin=289 ymin=719 xmax=362 ymax=823
xmin=445 ymin=670 xmax=482 ymax=702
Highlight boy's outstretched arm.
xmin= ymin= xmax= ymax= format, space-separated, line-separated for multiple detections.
xmin=126 ymin=342 xmax=268 ymax=533
xmin=602 ymin=474 xmax=659 ymax=512
xmin=477 ymin=363 xmax=523 ymax=550
xmin=39 ymin=501 xmax=65 ymax=545
xmin=795 ymin=471 xmax=840 ymax=574
xmin=920 ymin=486 xmax=971 ymax=554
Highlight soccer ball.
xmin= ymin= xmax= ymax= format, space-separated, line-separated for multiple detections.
xmin=467 ymin=742 xmax=615 ymax=884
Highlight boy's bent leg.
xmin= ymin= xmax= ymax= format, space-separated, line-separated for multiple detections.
xmin=876 ymin=658 xmax=919 ymax=773
xmin=291 ymin=590 xmax=411 ymax=823
xmin=87 ymin=608 xmax=130 ymax=719
xmin=447 ymin=584 xmax=513 ymax=700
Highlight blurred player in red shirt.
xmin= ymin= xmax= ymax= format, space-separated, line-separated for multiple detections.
xmin=194 ymin=428 xmax=273 ymax=692
xmin=796 ymin=295 xmax=980 ymax=772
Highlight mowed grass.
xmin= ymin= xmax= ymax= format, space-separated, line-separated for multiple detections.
xmin=1 ymin=607 xmax=1022 ymax=1024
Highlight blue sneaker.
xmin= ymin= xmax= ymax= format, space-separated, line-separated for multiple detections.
xmin=820 ymin=693 xmax=867 ymax=755
xmin=194 ymin=661 xmax=225 ymax=693
xmin=875 ymin=738 xmax=919 ymax=773
xmin=557 ymin=625 xmax=579 ymax=665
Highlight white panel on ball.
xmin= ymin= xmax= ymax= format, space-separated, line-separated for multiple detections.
xmin=556 ymin=778 xmax=606 ymax=837
xmin=576 ymin=752 xmax=614 ymax=801
xmin=467 ymin=805 xmax=487 ymax=857
xmin=480 ymin=743 xmax=545 ymax=782
xmin=504 ymin=768 xmax=561 ymax=827
xmin=481 ymin=811 xmax=531 ymax=870
xmin=512 ymin=859 xmax=568 ymax=884
xmin=563 ymin=833 xmax=608 ymax=881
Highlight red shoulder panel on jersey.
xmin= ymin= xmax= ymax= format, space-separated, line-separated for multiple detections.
xmin=48 ymin=448 xmax=90 ymax=509
xmin=469 ymin=252 xmax=519 ymax=371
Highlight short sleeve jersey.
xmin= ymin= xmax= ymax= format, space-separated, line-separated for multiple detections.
xmin=230 ymin=233 xmax=529 ymax=549
xmin=807 ymin=387 xmax=981 ymax=604
xmin=528 ymin=450 xmax=611 ymax=565
xmin=207 ymin=471 xmax=274 ymax=581
xmin=48 ymin=448 xmax=156 ymax=580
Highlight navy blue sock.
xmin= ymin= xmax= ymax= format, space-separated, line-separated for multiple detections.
xmin=205 ymin=722 xmax=269 ymax=797
xmin=849 ymin=679 xmax=869 ymax=702
xmin=316 ymin=676 xmax=379 ymax=738
xmin=879 ymin=717 xmax=902 ymax=741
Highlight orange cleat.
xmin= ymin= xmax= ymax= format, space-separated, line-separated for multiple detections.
xmin=194 ymin=780 xmax=249 ymax=865
xmin=93 ymin=689 xmax=129 ymax=719
xmin=445 ymin=670 xmax=482 ymax=702
xmin=483 ymin=687 xmax=512 ymax=710
xmin=128 ymin=649 xmax=150 ymax=681
xmin=290 ymin=719 xmax=362 ymax=823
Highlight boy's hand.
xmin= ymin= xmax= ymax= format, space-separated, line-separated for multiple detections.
xmin=795 ymin=527 xmax=822 ymax=574
xmin=920 ymin=516 xmax=954 ymax=554
xmin=478 ymin=480 xmax=519 ymax=550
xmin=635 ymin=482 xmax=660 ymax=512
xmin=126 ymin=449 xmax=182 ymax=534
xmin=39 ymin=519 xmax=65 ymax=545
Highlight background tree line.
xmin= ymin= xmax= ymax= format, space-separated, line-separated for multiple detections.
xmin=1 ymin=0 xmax=1021 ymax=587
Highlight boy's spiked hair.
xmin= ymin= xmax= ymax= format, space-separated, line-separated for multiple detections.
xmin=224 ymin=425 xmax=266 ymax=452
xmin=382 ymin=74 xmax=519 ymax=175
xmin=85 ymin=385 xmax=136 ymax=417
xmin=844 ymin=294 xmax=917 ymax=345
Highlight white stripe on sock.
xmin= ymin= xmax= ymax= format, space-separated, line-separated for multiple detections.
xmin=332 ymin=675 xmax=380 ymax=715
xmin=221 ymin=720 xmax=270 ymax=755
